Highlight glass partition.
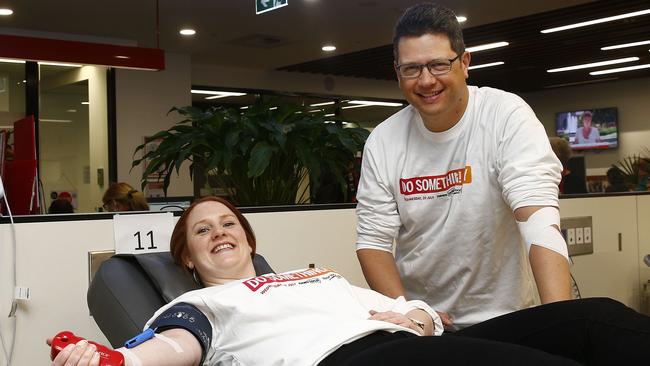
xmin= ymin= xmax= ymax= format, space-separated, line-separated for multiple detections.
xmin=185 ymin=87 xmax=405 ymax=204
xmin=39 ymin=64 xmax=109 ymax=213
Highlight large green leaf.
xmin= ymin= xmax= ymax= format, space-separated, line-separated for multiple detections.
xmin=248 ymin=142 xmax=275 ymax=178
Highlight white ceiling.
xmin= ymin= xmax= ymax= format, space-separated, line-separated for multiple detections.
xmin=1 ymin=0 xmax=594 ymax=70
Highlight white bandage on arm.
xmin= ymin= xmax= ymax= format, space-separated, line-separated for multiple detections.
xmin=154 ymin=333 xmax=184 ymax=353
xmin=517 ymin=206 xmax=569 ymax=261
xmin=118 ymin=348 xmax=143 ymax=366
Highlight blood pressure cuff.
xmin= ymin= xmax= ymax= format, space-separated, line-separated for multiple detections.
xmin=150 ymin=302 xmax=212 ymax=364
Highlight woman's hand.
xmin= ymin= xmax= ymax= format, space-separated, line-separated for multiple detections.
xmin=47 ymin=337 xmax=100 ymax=366
xmin=368 ymin=310 xmax=426 ymax=335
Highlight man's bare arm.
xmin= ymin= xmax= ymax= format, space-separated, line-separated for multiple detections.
xmin=357 ymin=248 xmax=405 ymax=298
xmin=515 ymin=205 xmax=571 ymax=304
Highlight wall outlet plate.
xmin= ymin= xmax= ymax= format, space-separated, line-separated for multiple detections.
xmin=560 ymin=216 xmax=593 ymax=256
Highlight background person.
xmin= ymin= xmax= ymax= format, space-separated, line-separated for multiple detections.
xmin=355 ymin=2 xmax=571 ymax=330
xmin=548 ymin=137 xmax=587 ymax=194
xmin=47 ymin=198 xmax=74 ymax=214
xmin=102 ymin=182 xmax=149 ymax=212
xmin=574 ymin=111 xmax=600 ymax=145
xmin=605 ymin=166 xmax=629 ymax=193
xmin=49 ymin=196 xmax=650 ymax=366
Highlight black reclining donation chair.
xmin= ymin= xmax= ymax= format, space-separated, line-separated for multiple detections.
xmin=87 ymin=252 xmax=274 ymax=347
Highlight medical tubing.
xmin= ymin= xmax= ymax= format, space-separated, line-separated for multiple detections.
xmin=0 ymin=194 xmax=16 ymax=365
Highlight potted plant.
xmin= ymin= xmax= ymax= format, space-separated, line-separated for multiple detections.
xmin=612 ymin=147 xmax=650 ymax=191
xmin=132 ymin=100 xmax=369 ymax=206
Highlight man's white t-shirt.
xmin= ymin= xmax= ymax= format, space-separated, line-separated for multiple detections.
xmin=356 ymin=86 xmax=562 ymax=329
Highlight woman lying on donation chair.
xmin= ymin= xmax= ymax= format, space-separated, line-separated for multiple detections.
xmin=49 ymin=196 xmax=650 ymax=366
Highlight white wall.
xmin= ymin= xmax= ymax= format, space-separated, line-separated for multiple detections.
xmin=115 ymin=53 xmax=193 ymax=196
xmin=1 ymin=194 xmax=649 ymax=365
xmin=521 ymin=77 xmax=650 ymax=176
xmin=638 ymin=195 xmax=650 ymax=313
xmin=561 ymin=196 xmax=641 ymax=307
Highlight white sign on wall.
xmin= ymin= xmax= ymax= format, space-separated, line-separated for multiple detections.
xmin=113 ymin=212 xmax=174 ymax=254
xmin=256 ymin=0 xmax=288 ymax=15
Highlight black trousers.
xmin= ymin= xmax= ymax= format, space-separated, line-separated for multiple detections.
xmin=319 ymin=298 xmax=650 ymax=366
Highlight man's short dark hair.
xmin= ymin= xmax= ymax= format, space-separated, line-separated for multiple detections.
xmin=393 ymin=3 xmax=465 ymax=61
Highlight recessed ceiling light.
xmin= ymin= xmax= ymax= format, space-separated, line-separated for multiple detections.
xmin=589 ymin=63 xmax=650 ymax=76
xmin=601 ymin=40 xmax=650 ymax=50
xmin=541 ymin=9 xmax=650 ymax=33
xmin=468 ymin=61 xmax=504 ymax=70
xmin=114 ymin=55 xmax=131 ymax=59
xmin=466 ymin=42 xmax=509 ymax=53
xmin=0 ymin=8 xmax=13 ymax=16
xmin=547 ymin=57 xmax=639 ymax=73
xmin=67 ymin=109 xmax=77 ymax=113
xmin=179 ymin=29 xmax=196 ymax=36
xmin=456 ymin=16 xmax=467 ymax=23
xmin=81 ymin=102 xmax=89 ymax=105
xmin=322 ymin=45 xmax=336 ymax=52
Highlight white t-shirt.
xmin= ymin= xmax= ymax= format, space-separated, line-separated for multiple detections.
xmin=146 ymin=268 xmax=442 ymax=366
xmin=356 ymin=86 xmax=561 ymax=329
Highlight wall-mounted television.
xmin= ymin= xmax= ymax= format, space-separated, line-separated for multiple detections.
xmin=555 ymin=107 xmax=618 ymax=151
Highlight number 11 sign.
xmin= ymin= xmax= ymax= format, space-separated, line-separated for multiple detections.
xmin=113 ymin=212 xmax=174 ymax=254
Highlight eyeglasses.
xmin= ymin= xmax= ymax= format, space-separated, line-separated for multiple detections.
xmin=396 ymin=55 xmax=461 ymax=79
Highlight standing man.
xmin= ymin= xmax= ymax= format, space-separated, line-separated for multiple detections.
xmin=356 ymin=3 xmax=571 ymax=330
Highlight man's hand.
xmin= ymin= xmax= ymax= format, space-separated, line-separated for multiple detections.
xmin=436 ymin=311 xmax=453 ymax=328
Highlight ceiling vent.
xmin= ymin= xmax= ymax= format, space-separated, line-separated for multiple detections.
xmin=226 ymin=34 xmax=289 ymax=48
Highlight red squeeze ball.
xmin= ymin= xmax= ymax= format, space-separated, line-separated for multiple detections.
xmin=50 ymin=331 xmax=124 ymax=366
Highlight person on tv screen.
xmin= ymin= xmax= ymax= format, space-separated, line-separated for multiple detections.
xmin=575 ymin=111 xmax=600 ymax=145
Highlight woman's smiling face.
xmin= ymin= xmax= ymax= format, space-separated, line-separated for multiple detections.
xmin=183 ymin=200 xmax=255 ymax=285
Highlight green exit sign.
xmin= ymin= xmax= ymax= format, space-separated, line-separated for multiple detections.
xmin=256 ymin=0 xmax=288 ymax=15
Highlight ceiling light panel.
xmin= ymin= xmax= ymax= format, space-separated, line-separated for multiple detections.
xmin=347 ymin=100 xmax=403 ymax=107
xmin=468 ymin=61 xmax=504 ymax=70
xmin=589 ymin=63 xmax=650 ymax=75
xmin=466 ymin=42 xmax=509 ymax=53
xmin=541 ymin=9 xmax=650 ymax=33
xmin=601 ymin=40 xmax=650 ymax=50
xmin=309 ymin=101 xmax=335 ymax=107
xmin=547 ymin=57 xmax=639 ymax=73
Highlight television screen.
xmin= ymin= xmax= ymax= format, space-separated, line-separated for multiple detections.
xmin=555 ymin=107 xmax=618 ymax=151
